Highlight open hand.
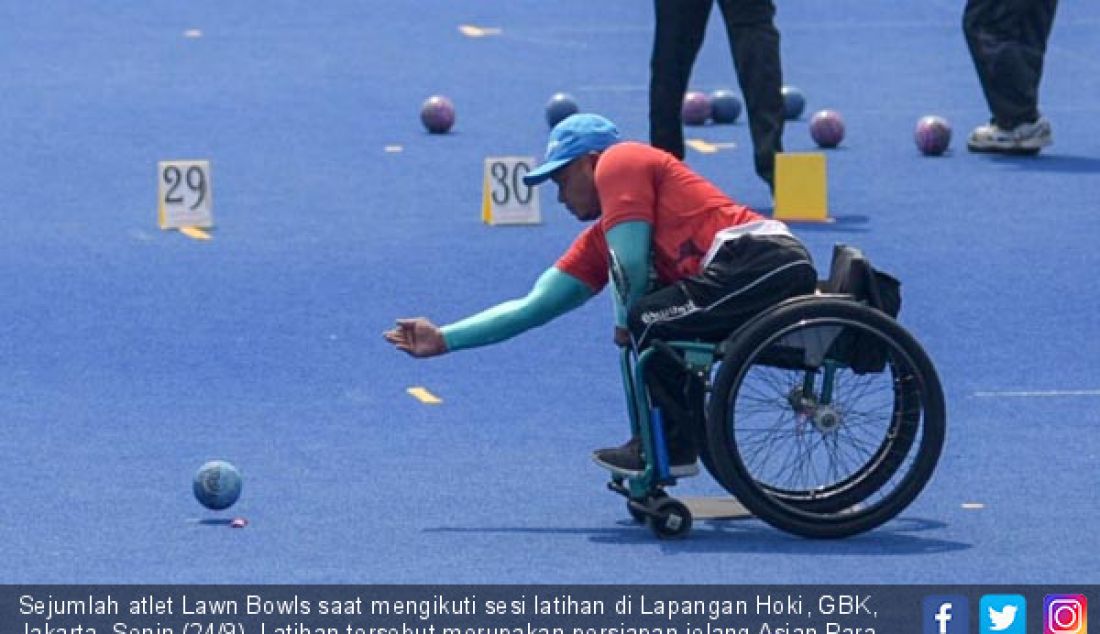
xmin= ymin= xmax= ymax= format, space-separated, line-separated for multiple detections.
xmin=383 ymin=317 xmax=448 ymax=358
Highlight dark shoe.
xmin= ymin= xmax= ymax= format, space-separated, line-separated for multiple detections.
xmin=592 ymin=436 xmax=699 ymax=478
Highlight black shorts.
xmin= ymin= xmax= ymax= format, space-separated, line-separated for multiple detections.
xmin=627 ymin=233 xmax=817 ymax=348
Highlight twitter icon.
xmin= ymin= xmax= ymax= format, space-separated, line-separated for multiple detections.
xmin=981 ymin=595 xmax=1026 ymax=634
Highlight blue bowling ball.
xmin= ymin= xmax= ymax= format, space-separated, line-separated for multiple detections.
xmin=545 ymin=93 xmax=580 ymax=128
xmin=782 ymin=85 xmax=806 ymax=120
xmin=193 ymin=460 xmax=242 ymax=511
xmin=710 ymin=90 xmax=742 ymax=124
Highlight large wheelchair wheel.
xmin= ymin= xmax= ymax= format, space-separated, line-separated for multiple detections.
xmin=705 ymin=298 xmax=945 ymax=538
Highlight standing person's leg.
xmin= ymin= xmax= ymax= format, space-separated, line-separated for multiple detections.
xmin=594 ymin=235 xmax=817 ymax=476
xmin=650 ymin=0 xmax=713 ymax=160
xmin=717 ymin=0 xmax=784 ymax=190
xmin=1019 ymin=0 xmax=1059 ymax=119
xmin=964 ymin=0 xmax=1009 ymax=124
xmin=964 ymin=0 xmax=1057 ymax=150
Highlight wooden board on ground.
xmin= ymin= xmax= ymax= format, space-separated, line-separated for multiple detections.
xmin=681 ymin=496 xmax=752 ymax=520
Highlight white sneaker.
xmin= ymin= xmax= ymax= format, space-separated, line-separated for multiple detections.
xmin=967 ymin=117 xmax=1052 ymax=154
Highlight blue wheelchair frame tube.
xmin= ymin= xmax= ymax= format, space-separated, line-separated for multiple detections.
xmin=620 ymin=340 xmax=720 ymax=494
xmin=631 ymin=347 xmax=673 ymax=485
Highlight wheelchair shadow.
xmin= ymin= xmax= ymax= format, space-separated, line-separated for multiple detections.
xmin=986 ymin=153 xmax=1100 ymax=173
xmin=424 ymin=516 xmax=970 ymax=556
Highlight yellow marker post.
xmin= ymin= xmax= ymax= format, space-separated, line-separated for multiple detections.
xmin=407 ymin=387 xmax=442 ymax=405
xmin=773 ymin=152 xmax=832 ymax=223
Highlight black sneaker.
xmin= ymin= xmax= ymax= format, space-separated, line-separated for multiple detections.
xmin=592 ymin=436 xmax=699 ymax=478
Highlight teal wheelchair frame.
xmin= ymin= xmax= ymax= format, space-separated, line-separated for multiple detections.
xmin=605 ymin=244 xmax=946 ymax=540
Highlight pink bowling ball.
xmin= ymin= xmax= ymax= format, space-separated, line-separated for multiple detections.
xmin=681 ymin=91 xmax=712 ymax=126
xmin=914 ymin=115 xmax=952 ymax=156
xmin=420 ymin=95 xmax=455 ymax=134
xmin=809 ymin=109 xmax=845 ymax=148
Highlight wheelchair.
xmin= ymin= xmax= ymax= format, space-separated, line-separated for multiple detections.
xmin=605 ymin=243 xmax=946 ymax=539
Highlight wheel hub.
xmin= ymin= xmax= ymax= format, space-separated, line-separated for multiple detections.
xmin=812 ymin=405 xmax=843 ymax=433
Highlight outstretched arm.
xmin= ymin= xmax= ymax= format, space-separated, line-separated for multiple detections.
xmin=383 ymin=267 xmax=594 ymax=358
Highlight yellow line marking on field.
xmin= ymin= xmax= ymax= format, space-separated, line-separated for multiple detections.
xmin=407 ymin=387 xmax=442 ymax=404
xmin=685 ymin=139 xmax=736 ymax=154
xmin=459 ymin=25 xmax=502 ymax=38
xmin=179 ymin=226 xmax=211 ymax=241
xmin=686 ymin=139 xmax=718 ymax=154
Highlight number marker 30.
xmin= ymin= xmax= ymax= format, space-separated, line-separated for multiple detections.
xmin=481 ymin=156 xmax=540 ymax=226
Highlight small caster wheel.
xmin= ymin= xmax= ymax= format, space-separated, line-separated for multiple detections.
xmin=648 ymin=498 xmax=692 ymax=539
xmin=626 ymin=490 xmax=667 ymax=524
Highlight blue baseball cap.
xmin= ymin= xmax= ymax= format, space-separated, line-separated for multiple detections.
xmin=522 ymin=113 xmax=621 ymax=186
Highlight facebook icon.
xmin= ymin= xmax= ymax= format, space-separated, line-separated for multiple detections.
xmin=924 ymin=595 xmax=970 ymax=634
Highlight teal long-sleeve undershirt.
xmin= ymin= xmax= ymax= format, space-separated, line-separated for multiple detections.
xmin=605 ymin=221 xmax=652 ymax=327
xmin=441 ymin=267 xmax=594 ymax=352
xmin=440 ymin=221 xmax=651 ymax=351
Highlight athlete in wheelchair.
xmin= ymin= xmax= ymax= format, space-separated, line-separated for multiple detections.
xmin=383 ymin=113 xmax=945 ymax=540
xmin=607 ymin=243 xmax=944 ymax=539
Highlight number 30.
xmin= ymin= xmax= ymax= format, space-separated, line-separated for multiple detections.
xmin=489 ymin=161 xmax=532 ymax=206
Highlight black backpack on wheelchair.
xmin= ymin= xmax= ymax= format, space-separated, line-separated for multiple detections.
xmin=817 ymin=243 xmax=903 ymax=374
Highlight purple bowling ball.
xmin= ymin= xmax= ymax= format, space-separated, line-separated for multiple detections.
xmin=809 ymin=109 xmax=845 ymax=148
xmin=681 ymin=91 xmax=712 ymax=126
xmin=914 ymin=115 xmax=952 ymax=156
xmin=420 ymin=95 xmax=455 ymax=134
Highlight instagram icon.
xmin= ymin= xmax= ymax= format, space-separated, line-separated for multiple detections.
xmin=1045 ymin=595 xmax=1088 ymax=634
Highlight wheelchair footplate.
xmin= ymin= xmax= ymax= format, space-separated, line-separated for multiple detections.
xmin=606 ymin=474 xmax=750 ymax=540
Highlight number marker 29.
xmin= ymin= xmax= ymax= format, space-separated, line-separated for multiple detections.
xmin=158 ymin=160 xmax=214 ymax=229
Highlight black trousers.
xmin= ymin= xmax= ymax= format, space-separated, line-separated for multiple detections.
xmin=626 ymin=234 xmax=817 ymax=451
xmin=649 ymin=0 xmax=785 ymax=188
xmin=963 ymin=0 xmax=1059 ymax=129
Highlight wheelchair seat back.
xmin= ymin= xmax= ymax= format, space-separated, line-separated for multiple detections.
xmin=820 ymin=243 xmax=901 ymax=317
xmin=753 ymin=244 xmax=901 ymax=373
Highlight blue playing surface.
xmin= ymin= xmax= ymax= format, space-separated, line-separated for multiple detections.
xmin=1 ymin=0 xmax=1098 ymax=583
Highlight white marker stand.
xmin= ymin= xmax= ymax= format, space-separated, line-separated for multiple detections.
xmin=158 ymin=160 xmax=214 ymax=230
xmin=481 ymin=156 xmax=540 ymax=225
